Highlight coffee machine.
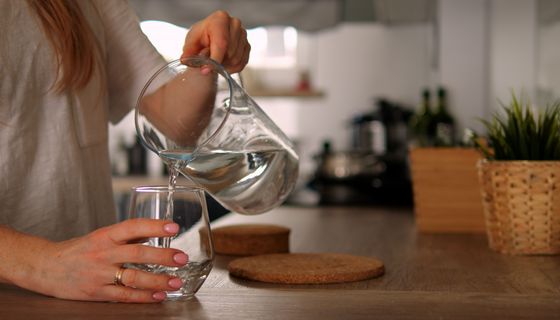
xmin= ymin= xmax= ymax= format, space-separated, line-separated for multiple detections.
xmin=310 ymin=99 xmax=413 ymax=206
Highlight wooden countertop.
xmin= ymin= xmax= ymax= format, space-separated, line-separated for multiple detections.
xmin=1 ymin=206 xmax=559 ymax=319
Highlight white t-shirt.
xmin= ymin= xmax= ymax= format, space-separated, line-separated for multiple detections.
xmin=0 ymin=0 xmax=166 ymax=240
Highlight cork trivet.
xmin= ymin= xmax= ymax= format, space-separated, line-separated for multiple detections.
xmin=228 ymin=253 xmax=384 ymax=284
xmin=200 ymin=224 xmax=290 ymax=256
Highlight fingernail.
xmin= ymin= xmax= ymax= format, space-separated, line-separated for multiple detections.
xmin=201 ymin=66 xmax=211 ymax=75
xmin=173 ymin=252 xmax=189 ymax=265
xmin=168 ymin=278 xmax=183 ymax=289
xmin=153 ymin=291 xmax=167 ymax=301
xmin=163 ymin=223 xmax=179 ymax=234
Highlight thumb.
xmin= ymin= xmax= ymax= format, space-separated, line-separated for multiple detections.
xmin=198 ymin=48 xmax=210 ymax=58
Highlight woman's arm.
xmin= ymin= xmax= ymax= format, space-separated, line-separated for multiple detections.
xmin=138 ymin=11 xmax=250 ymax=147
xmin=0 ymin=225 xmax=51 ymax=285
xmin=139 ymin=67 xmax=218 ymax=147
xmin=0 ymin=220 xmax=188 ymax=303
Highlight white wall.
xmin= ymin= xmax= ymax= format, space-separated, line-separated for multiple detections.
xmin=293 ymin=23 xmax=434 ymax=175
xmin=264 ymin=0 xmax=540 ymax=175
xmin=490 ymin=0 xmax=537 ymax=112
xmin=109 ymin=1 xmax=542 ymax=179
xmin=538 ymin=22 xmax=560 ymax=104
xmin=437 ymin=0 xmax=490 ymax=135
xmin=430 ymin=0 xmax=538 ymax=135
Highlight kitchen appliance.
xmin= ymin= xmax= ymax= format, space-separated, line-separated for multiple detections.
xmin=310 ymin=99 xmax=413 ymax=206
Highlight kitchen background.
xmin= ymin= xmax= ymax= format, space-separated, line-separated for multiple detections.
xmin=109 ymin=0 xmax=560 ymax=208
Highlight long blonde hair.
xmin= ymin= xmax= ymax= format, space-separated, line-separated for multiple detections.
xmin=27 ymin=0 xmax=98 ymax=93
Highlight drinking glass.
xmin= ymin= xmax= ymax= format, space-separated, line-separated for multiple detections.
xmin=135 ymin=56 xmax=299 ymax=215
xmin=125 ymin=185 xmax=214 ymax=301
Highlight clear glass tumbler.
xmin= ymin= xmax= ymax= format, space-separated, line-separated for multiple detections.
xmin=125 ymin=185 xmax=214 ymax=300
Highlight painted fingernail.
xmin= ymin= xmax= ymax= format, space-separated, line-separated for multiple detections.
xmin=173 ymin=252 xmax=189 ymax=265
xmin=153 ymin=291 xmax=167 ymax=301
xmin=168 ymin=278 xmax=183 ymax=289
xmin=163 ymin=223 xmax=179 ymax=234
xmin=201 ymin=66 xmax=211 ymax=75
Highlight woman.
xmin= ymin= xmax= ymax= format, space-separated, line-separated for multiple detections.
xmin=0 ymin=0 xmax=250 ymax=303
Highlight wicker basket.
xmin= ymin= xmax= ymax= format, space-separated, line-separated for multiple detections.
xmin=478 ymin=160 xmax=560 ymax=255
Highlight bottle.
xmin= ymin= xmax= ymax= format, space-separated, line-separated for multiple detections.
xmin=433 ymin=87 xmax=456 ymax=146
xmin=409 ymin=89 xmax=434 ymax=147
xmin=112 ymin=134 xmax=129 ymax=176
xmin=127 ymin=136 xmax=147 ymax=175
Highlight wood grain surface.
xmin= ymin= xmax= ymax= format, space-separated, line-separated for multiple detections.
xmin=1 ymin=206 xmax=559 ymax=319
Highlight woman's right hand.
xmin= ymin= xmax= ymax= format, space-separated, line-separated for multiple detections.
xmin=23 ymin=219 xmax=188 ymax=303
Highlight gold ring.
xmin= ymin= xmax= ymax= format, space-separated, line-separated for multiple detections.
xmin=113 ymin=266 xmax=126 ymax=286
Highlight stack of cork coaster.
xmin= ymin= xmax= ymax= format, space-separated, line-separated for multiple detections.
xmin=209 ymin=223 xmax=385 ymax=285
xmin=202 ymin=224 xmax=290 ymax=256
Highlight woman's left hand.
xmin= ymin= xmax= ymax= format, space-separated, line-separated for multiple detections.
xmin=181 ymin=10 xmax=251 ymax=74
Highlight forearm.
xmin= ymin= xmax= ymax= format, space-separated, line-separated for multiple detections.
xmin=0 ymin=225 xmax=52 ymax=288
xmin=139 ymin=68 xmax=217 ymax=148
xmin=0 ymin=219 xmax=191 ymax=302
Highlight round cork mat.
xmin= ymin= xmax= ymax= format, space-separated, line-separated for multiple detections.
xmin=228 ymin=253 xmax=384 ymax=284
xmin=200 ymin=224 xmax=290 ymax=256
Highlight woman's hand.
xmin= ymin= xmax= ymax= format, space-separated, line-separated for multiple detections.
xmin=181 ymin=10 xmax=251 ymax=74
xmin=18 ymin=219 xmax=188 ymax=303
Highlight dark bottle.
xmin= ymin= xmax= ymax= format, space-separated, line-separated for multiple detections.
xmin=322 ymin=140 xmax=332 ymax=155
xmin=127 ymin=136 xmax=147 ymax=175
xmin=112 ymin=134 xmax=129 ymax=176
xmin=433 ymin=87 xmax=456 ymax=146
xmin=409 ymin=89 xmax=434 ymax=147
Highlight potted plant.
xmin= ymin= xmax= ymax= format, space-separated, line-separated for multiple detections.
xmin=475 ymin=94 xmax=560 ymax=255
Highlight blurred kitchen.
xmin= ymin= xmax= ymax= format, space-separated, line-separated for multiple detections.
xmin=109 ymin=0 xmax=557 ymax=212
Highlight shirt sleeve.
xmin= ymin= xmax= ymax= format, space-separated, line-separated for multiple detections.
xmin=93 ymin=0 xmax=167 ymax=124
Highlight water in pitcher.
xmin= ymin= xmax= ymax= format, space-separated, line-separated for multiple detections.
xmin=160 ymin=148 xmax=298 ymax=215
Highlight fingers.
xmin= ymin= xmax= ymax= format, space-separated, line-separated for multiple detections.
xmin=101 ymin=285 xmax=168 ymax=303
xmin=181 ymin=21 xmax=205 ymax=59
xmin=227 ymin=17 xmax=242 ymax=60
xmin=110 ymin=244 xmax=188 ymax=267
xmin=95 ymin=266 xmax=185 ymax=303
xmin=181 ymin=11 xmax=230 ymax=63
xmin=207 ymin=11 xmax=230 ymax=63
xmin=103 ymin=219 xmax=179 ymax=244
xmin=118 ymin=267 xmax=183 ymax=292
xmin=226 ymin=40 xmax=251 ymax=74
xmin=181 ymin=10 xmax=250 ymax=73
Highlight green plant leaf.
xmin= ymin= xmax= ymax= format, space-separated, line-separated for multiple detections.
xmin=476 ymin=92 xmax=560 ymax=161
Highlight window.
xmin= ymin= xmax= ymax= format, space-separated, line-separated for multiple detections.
xmin=247 ymin=26 xmax=298 ymax=69
xmin=139 ymin=20 xmax=188 ymax=61
xmin=140 ymin=20 xmax=298 ymax=68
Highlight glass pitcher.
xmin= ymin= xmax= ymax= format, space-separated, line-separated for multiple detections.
xmin=135 ymin=56 xmax=299 ymax=215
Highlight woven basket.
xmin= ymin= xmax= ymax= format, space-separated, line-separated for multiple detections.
xmin=478 ymin=160 xmax=560 ymax=255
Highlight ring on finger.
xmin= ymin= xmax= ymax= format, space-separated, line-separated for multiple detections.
xmin=113 ymin=266 xmax=127 ymax=286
